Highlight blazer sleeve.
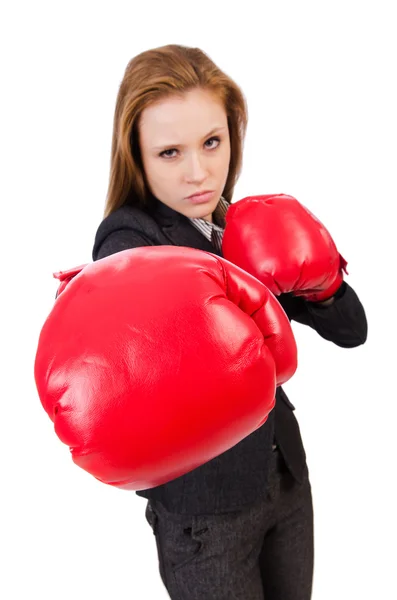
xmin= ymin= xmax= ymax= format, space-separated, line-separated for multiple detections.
xmin=277 ymin=281 xmax=368 ymax=349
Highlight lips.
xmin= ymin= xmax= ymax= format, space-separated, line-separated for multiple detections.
xmin=187 ymin=191 xmax=215 ymax=204
xmin=187 ymin=190 xmax=214 ymax=199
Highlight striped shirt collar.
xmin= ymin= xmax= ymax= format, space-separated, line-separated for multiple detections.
xmin=188 ymin=196 xmax=229 ymax=243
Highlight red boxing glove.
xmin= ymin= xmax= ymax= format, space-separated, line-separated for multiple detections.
xmin=53 ymin=264 xmax=88 ymax=297
xmin=222 ymin=194 xmax=348 ymax=302
xmin=34 ymin=246 xmax=297 ymax=491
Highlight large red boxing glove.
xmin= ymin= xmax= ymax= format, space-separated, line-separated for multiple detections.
xmin=34 ymin=246 xmax=297 ymax=491
xmin=222 ymin=194 xmax=348 ymax=302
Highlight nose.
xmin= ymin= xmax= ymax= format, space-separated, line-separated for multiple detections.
xmin=184 ymin=151 xmax=209 ymax=183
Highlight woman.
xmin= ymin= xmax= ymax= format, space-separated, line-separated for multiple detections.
xmin=92 ymin=44 xmax=367 ymax=600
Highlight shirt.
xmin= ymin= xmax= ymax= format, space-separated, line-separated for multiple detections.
xmin=188 ymin=196 xmax=229 ymax=253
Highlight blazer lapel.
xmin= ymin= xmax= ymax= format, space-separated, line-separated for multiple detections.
xmin=148 ymin=196 xmax=223 ymax=257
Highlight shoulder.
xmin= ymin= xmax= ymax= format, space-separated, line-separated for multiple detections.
xmin=97 ymin=203 xmax=155 ymax=233
xmin=92 ymin=203 xmax=158 ymax=261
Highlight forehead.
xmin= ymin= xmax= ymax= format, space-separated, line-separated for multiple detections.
xmin=139 ymin=89 xmax=227 ymax=140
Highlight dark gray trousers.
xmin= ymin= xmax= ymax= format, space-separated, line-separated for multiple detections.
xmin=145 ymin=449 xmax=314 ymax=599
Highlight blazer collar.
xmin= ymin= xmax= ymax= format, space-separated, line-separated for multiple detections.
xmin=146 ymin=194 xmax=223 ymax=257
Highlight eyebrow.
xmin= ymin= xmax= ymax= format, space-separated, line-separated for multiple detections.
xmin=152 ymin=126 xmax=227 ymax=151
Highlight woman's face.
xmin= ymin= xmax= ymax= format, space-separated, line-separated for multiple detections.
xmin=139 ymin=87 xmax=231 ymax=222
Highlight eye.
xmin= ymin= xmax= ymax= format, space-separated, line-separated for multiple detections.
xmin=159 ymin=136 xmax=221 ymax=159
xmin=204 ymin=136 xmax=221 ymax=149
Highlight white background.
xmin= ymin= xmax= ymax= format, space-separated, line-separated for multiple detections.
xmin=2 ymin=1 xmax=396 ymax=598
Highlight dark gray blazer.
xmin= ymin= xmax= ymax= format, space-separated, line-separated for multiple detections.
xmin=92 ymin=195 xmax=368 ymax=515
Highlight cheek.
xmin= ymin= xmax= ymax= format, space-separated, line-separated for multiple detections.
xmin=141 ymin=154 xmax=154 ymax=181
xmin=217 ymin=151 xmax=231 ymax=177
xmin=158 ymin=167 xmax=179 ymax=186
xmin=144 ymin=158 xmax=171 ymax=184
xmin=219 ymin=141 xmax=231 ymax=164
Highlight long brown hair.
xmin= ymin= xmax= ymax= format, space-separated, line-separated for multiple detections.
xmin=103 ymin=44 xmax=248 ymax=218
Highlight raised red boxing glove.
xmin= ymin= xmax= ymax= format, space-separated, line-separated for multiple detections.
xmin=34 ymin=246 xmax=297 ymax=491
xmin=222 ymin=194 xmax=348 ymax=302
xmin=53 ymin=264 xmax=88 ymax=298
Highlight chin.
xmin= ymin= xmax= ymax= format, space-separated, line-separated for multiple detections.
xmin=199 ymin=197 xmax=221 ymax=215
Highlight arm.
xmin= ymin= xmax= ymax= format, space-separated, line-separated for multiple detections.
xmin=277 ymin=281 xmax=368 ymax=348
